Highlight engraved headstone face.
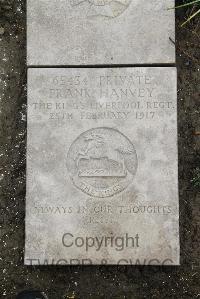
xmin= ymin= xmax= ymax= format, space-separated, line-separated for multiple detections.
xmin=25 ymin=67 xmax=179 ymax=265
xmin=27 ymin=0 xmax=175 ymax=65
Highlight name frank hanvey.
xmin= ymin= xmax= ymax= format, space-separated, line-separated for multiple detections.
xmin=62 ymin=233 xmax=140 ymax=252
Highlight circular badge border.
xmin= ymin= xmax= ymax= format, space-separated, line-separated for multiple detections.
xmin=66 ymin=127 xmax=138 ymax=198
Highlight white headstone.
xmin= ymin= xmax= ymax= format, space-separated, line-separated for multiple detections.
xmin=27 ymin=0 xmax=175 ymax=65
xmin=25 ymin=67 xmax=179 ymax=265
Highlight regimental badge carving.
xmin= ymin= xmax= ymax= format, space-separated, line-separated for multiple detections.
xmin=70 ymin=0 xmax=131 ymax=19
xmin=67 ymin=127 xmax=138 ymax=198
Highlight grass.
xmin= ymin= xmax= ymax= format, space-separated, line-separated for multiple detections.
xmin=169 ymin=0 xmax=200 ymax=26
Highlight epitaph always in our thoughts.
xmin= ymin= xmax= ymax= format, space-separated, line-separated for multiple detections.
xmin=25 ymin=68 xmax=179 ymax=265
xmin=27 ymin=0 xmax=175 ymax=65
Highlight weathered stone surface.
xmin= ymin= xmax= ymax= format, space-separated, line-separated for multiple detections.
xmin=25 ymin=67 xmax=179 ymax=265
xmin=27 ymin=0 xmax=175 ymax=65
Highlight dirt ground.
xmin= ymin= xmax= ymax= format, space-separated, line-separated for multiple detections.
xmin=0 ymin=0 xmax=199 ymax=298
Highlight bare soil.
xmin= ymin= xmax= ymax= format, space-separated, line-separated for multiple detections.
xmin=0 ymin=0 xmax=199 ymax=298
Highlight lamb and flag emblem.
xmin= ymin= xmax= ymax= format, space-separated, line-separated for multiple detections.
xmin=70 ymin=0 xmax=131 ymax=18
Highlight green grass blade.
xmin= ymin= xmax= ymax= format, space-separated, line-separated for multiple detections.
xmin=181 ymin=7 xmax=200 ymax=26
xmin=168 ymin=0 xmax=200 ymax=10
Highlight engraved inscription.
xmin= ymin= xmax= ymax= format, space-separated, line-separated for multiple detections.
xmin=70 ymin=0 xmax=131 ymax=19
xmin=26 ymin=68 xmax=179 ymax=265
xmin=67 ymin=127 xmax=138 ymax=197
xmin=30 ymin=73 xmax=176 ymax=124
